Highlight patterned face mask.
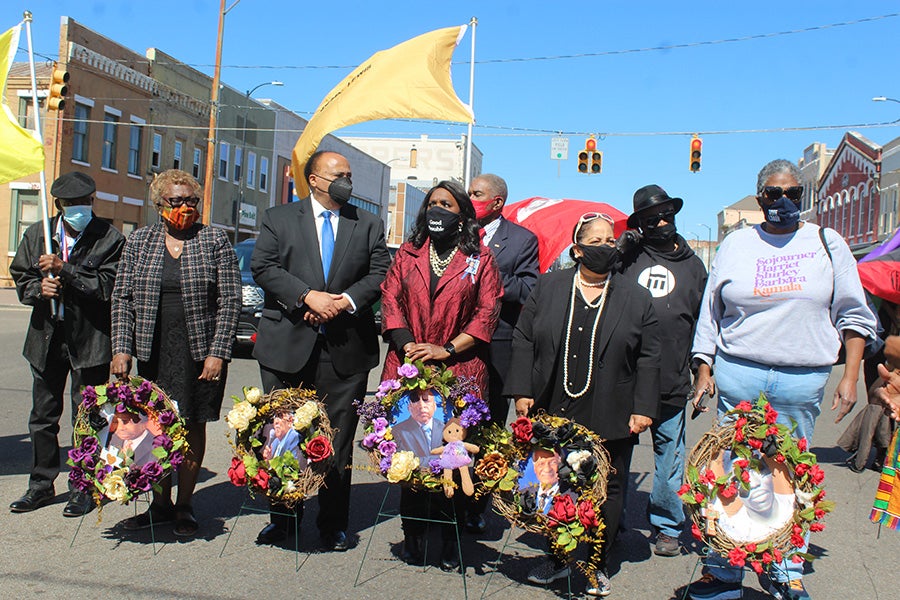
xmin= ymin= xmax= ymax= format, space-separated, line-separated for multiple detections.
xmin=159 ymin=204 xmax=200 ymax=230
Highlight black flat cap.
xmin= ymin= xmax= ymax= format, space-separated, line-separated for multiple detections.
xmin=50 ymin=171 xmax=96 ymax=200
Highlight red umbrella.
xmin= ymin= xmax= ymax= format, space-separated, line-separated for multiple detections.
xmin=857 ymin=228 xmax=900 ymax=303
xmin=503 ymin=197 xmax=629 ymax=272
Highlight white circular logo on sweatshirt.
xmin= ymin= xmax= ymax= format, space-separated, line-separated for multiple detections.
xmin=637 ymin=265 xmax=676 ymax=298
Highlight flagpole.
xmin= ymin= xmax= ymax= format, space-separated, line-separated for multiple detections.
xmin=23 ymin=11 xmax=57 ymax=317
xmin=464 ymin=17 xmax=476 ymax=190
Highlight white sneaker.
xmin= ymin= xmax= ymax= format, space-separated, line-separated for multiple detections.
xmin=586 ymin=569 xmax=612 ymax=597
xmin=526 ymin=558 xmax=571 ymax=585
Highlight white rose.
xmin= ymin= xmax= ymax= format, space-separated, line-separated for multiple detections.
xmin=226 ymin=401 xmax=257 ymax=431
xmin=387 ymin=451 xmax=420 ymax=483
xmin=293 ymin=401 xmax=319 ymax=431
xmin=244 ymin=386 xmax=262 ymax=405
xmin=566 ymin=450 xmax=592 ymax=471
xmin=103 ymin=472 xmax=128 ymax=503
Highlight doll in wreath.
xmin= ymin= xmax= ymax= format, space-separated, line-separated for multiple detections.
xmin=431 ymin=418 xmax=479 ymax=498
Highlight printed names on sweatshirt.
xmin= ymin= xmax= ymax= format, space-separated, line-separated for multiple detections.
xmin=753 ymin=252 xmax=816 ymax=297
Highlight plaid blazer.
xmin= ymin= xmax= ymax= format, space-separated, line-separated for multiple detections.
xmin=111 ymin=222 xmax=241 ymax=362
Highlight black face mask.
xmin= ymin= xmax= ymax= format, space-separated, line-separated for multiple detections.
xmin=642 ymin=221 xmax=677 ymax=244
xmin=426 ymin=207 xmax=460 ymax=242
xmin=325 ymin=176 xmax=353 ymax=205
xmin=577 ymin=243 xmax=619 ymax=274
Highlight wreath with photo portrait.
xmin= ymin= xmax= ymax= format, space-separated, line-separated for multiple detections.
xmin=355 ymin=360 xmax=491 ymax=492
xmin=226 ymin=386 xmax=334 ymax=508
xmin=67 ymin=378 xmax=187 ymax=508
xmin=681 ymin=394 xmax=834 ymax=573
xmin=472 ymin=412 xmax=609 ymax=574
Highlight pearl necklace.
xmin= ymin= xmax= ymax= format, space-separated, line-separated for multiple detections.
xmin=429 ymin=243 xmax=458 ymax=277
xmin=577 ymin=271 xmax=608 ymax=288
xmin=563 ymin=271 xmax=610 ymax=398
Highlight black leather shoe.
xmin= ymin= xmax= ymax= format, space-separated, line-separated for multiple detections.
xmin=440 ymin=540 xmax=461 ymax=572
xmin=465 ymin=514 xmax=486 ymax=534
xmin=256 ymin=522 xmax=293 ymax=545
xmin=321 ymin=530 xmax=349 ymax=552
xmin=63 ymin=491 xmax=93 ymax=517
xmin=400 ymin=534 xmax=423 ymax=564
xmin=10 ymin=487 xmax=55 ymax=513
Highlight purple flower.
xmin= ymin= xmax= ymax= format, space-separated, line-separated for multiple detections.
xmin=68 ymin=468 xmax=91 ymax=492
xmin=68 ymin=447 xmax=86 ymax=463
xmin=140 ymin=461 xmax=163 ymax=478
xmin=377 ymin=440 xmax=397 ymax=456
xmin=97 ymin=465 xmax=113 ymax=482
xmin=397 ymin=363 xmax=419 ymax=379
xmin=157 ymin=411 xmax=176 ymax=427
xmin=81 ymin=386 xmax=98 ymax=410
xmin=80 ymin=436 xmax=99 ymax=454
xmin=115 ymin=402 xmax=127 ymax=413
xmin=362 ymin=433 xmax=380 ymax=449
xmin=459 ymin=394 xmax=490 ymax=428
xmin=428 ymin=458 xmax=444 ymax=475
xmin=379 ymin=455 xmax=393 ymax=473
xmin=372 ymin=417 xmax=389 ymax=436
xmin=169 ymin=451 xmax=184 ymax=468
xmin=133 ymin=474 xmax=152 ymax=491
xmin=378 ymin=379 xmax=401 ymax=394
xmin=81 ymin=454 xmax=96 ymax=470
xmin=375 ymin=391 xmax=386 ymax=400
xmin=136 ymin=380 xmax=154 ymax=404
xmin=152 ymin=434 xmax=173 ymax=450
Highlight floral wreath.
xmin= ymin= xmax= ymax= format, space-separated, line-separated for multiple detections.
xmin=68 ymin=378 xmax=187 ymax=508
xmin=681 ymin=394 xmax=834 ymax=573
xmin=226 ymin=386 xmax=334 ymax=507
xmin=354 ymin=360 xmax=491 ymax=491
xmin=472 ymin=412 xmax=610 ymax=580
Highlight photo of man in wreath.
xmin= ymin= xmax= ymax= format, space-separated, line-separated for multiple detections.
xmin=392 ymin=389 xmax=445 ymax=461
xmin=261 ymin=408 xmax=304 ymax=466
xmin=519 ymin=447 xmax=563 ymax=514
xmin=105 ymin=411 xmax=155 ymax=467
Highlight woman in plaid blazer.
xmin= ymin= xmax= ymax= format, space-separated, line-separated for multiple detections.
xmin=110 ymin=169 xmax=241 ymax=536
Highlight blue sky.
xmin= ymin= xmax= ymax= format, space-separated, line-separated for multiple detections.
xmin=5 ymin=1 xmax=900 ymax=240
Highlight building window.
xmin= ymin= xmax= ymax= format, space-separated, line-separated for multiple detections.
xmin=72 ymin=102 xmax=90 ymax=163
xmin=102 ymin=112 xmax=119 ymax=171
xmin=259 ymin=156 xmax=269 ymax=192
xmin=17 ymin=96 xmax=44 ymax=130
xmin=151 ymin=133 xmax=162 ymax=169
xmin=247 ymin=152 xmax=257 ymax=189
xmin=192 ymin=147 xmax=202 ymax=179
xmin=218 ymin=141 xmax=230 ymax=180
xmin=173 ymin=140 xmax=183 ymax=170
xmin=127 ymin=121 xmax=142 ymax=176
xmin=9 ymin=188 xmax=40 ymax=250
xmin=234 ymin=147 xmax=242 ymax=183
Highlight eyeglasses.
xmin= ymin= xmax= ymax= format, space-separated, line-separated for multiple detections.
xmin=761 ymin=186 xmax=803 ymax=203
xmin=639 ymin=208 xmax=677 ymax=227
xmin=313 ymin=173 xmax=352 ymax=184
xmin=162 ymin=196 xmax=200 ymax=208
xmin=573 ymin=212 xmax=614 ymax=244
xmin=409 ymin=393 xmax=437 ymax=404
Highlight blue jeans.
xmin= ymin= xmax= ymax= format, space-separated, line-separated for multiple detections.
xmin=648 ymin=402 xmax=686 ymax=538
xmin=705 ymin=353 xmax=830 ymax=584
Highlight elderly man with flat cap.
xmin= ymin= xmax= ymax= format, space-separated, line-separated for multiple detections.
xmin=617 ymin=184 xmax=707 ymax=556
xmin=9 ymin=171 xmax=125 ymax=516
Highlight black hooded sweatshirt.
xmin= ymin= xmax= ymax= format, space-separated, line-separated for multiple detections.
xmin=619 ymin=233 xmax=708 ymax=406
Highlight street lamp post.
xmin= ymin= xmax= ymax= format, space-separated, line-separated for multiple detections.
xmin=698 ymin=223 xmax=712 ymax=270
xmin=234 ymin=81 xmax=283 ymax=244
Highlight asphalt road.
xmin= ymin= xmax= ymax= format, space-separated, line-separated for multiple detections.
xmin=0 ymin=296 xmax=896 ymax=599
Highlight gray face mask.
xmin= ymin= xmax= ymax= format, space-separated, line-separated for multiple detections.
xmin=315 ymin=175 xmax=353 ymax=205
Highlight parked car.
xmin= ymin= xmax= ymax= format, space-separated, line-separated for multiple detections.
xmin=234 ymin=239 xmax=262 ymax=347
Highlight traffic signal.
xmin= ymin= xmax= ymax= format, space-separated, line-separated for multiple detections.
xmin=689 ymin=135 xmax=702 ymax=172
xmin=48 ymin=67 xmax=69 ymax=111
xmin=578 ymin=138 xmax=602 ymax=174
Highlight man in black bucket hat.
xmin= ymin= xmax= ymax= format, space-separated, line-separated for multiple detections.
xmin=618 ymin=183 xmax=707 ymax=557
xmin=8 ymin=171 xmax=124 ymax=517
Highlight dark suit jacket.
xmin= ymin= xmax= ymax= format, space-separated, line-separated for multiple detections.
xmin=392 ymin=416 xmax=445 ymax=461
xmin=251 ymin=198 xmax=391 ymax=375
xmin=485 ymin=217 xmax=539 ymax=344
xmin=504 ymin=268 xmax=661 ymax=441
xmin=107 ymin=431 xmax=155 ymax=467
xmin=10 ymin=215 xmax=125 ymax=371
xmin=111 ymin=222 xmax=241 ymax=362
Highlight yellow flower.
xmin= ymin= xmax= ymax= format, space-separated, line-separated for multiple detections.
xmin=226 ymin=401 xmax=257 ymax=431
xmin=243 ymin=386 xmax=262 ymax=405
xmin=387 ymin=451 xmax=420 ymax=483
xmin=455 ymin=399 xmax=465 ymax=408
xmin=293 ymin=401 xmax=320 ymax=431
xmin=103 ymin=472 xmax=128 ymax=502
xmin=383 ymin=430 xmax=393 ymax=441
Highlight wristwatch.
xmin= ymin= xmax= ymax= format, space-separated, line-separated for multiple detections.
xmin=443 ymin=343 xmax=457 ymax=357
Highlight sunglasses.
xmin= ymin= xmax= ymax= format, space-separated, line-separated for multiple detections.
xmin=573 ymin=212 xmax=615 ymax=244
xmin=639 ymin=208 xmax=677 ymax=227
xmin=761 ymin=186 xmax=803 ymax=203
xmin=163 ymin=196 xmax=200 ymax=208
xmin=409 ymin=394 xmax=436 ymax=404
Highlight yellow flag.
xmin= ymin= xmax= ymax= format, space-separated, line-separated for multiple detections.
xmin=292 ymin=25 xmax=474 ymax=196
xmin=0 ymin=25 xmax=44 ymax=185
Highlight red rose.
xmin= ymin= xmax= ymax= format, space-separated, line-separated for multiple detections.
xmin=734 ymin=428 xmax=745 ymax=443
xmin=750 ymin=561 xmax=763 ymax=574
xmin=792 ymin=523 xmax=803 ymax=534
xmin=727 ymin=547 xmax=747 ymax=567
xmin=791 ymin=555 xmax=805 ymax=564
xmin=510 ymin=417 xmax=533 ymax=443
xmin=814 ymin=508 xmax=826 ymax=520
xmin=228 ymin=457 xmax=246 ymax=486
xmin=677 ymin=483 xmax=691 ymax=496
xmin=775 ymin=453 xmax=786 ymax=463
xmin=748 ymin=438 xmax=763 ymax=450
xmin=576 ymin=499 xmax=600 ymax=529
xmin=766 ymin=425 xmax=778 ymax=436
xmin=798 ymin=437 xmax=808 ymax=451
xmin=764 ymin=408 xmax=778 ymax=424
xmin=795 ymin=463 xmax=809 ymax=477
xmin=809 ymin=522 xmax=825 ymax=532
xmin=252 ymin=468 xmax=270 ymax=490
xmin=808 ymin=464 xmax=825 ymax=485
xmin=547 ymin=493 xmax=577 ymax=525
xmin=745 ymin=542 xmax=757 ymax=553
xmin=734 ymin=459 xmax=749 ymax=469
xmin=740 ymin=470 xmax=750 ymax=483
xmin=719 ymin=481 xmax=738 ymax=499
xmin=701 ymin=469 xmax=717 ymax=485
xmin=790 ymin=533 xmax=805 ymax=548
xmin=305 ymin=435 xmax=333 ymax=463
xmin=691 ymin=523 xmax=703 ymax=540
xmin=762 ymin=551 xmax=773 ymax=565
xmin=735 ymin=417 xmax=748 ymax=429
xmin=735 ymin=401 xmax=753 ymax=412
xmin=816 ymin=490 xmax=826 ymax=501
xmin=693 ymin=492 xmax=705 ymax=504
xmin=773 ymin=548 xmax=784 ymax=562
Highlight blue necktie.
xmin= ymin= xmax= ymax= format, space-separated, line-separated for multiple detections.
xmin=422 ymin=424 xmax=432 ymax=447
xmin=321 ymin=211 xmax=335 ymax=280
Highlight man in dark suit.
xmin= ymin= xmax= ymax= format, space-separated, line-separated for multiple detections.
xmin=251 ymin=150 xmax=390 ymax=549
xmin=391 ymin=390 xmax=445 ymax=461
xmin=106 ymin=411 xmax=155 ymax=467
xmin=467 ymin=173 xmax=539 ymax=531
xmin=9 ymin=172 xmax=125 ymax=517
